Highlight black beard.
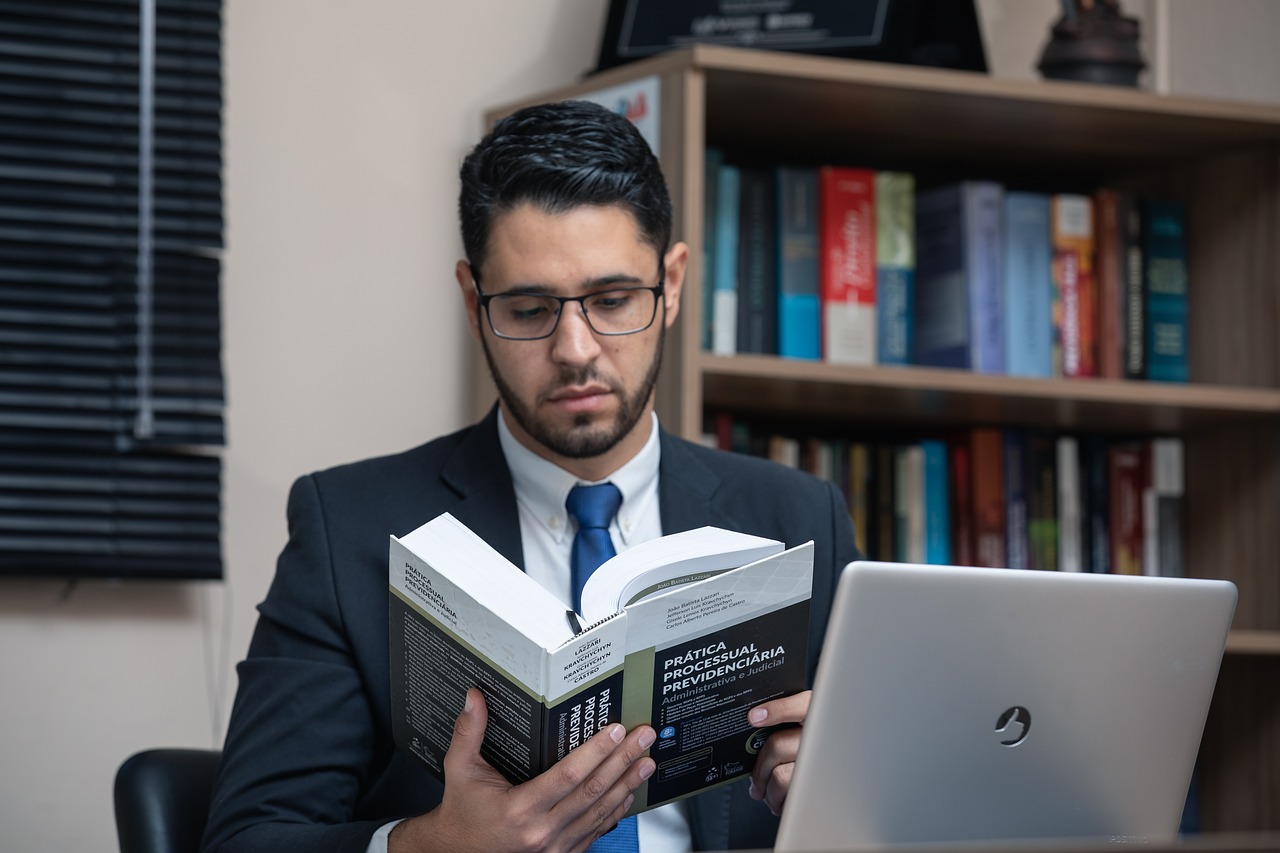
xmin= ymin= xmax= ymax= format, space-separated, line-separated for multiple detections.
xmin=481 ymin=325 xmax=664 ymax=460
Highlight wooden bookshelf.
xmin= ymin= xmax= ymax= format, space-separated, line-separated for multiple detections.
xmin=483 ymin=44 xmax=1280 ymax=834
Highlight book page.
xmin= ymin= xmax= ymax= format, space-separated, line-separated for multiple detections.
xmin=578 ymin=526 xmax=783 ymax=623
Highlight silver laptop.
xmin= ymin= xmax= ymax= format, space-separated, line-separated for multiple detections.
xmin=776 ymin=561 xmax=1237 ymax=851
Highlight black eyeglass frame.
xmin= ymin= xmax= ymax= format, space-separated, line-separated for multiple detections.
xmin=473 ymin=269 xmax=667 ymax=341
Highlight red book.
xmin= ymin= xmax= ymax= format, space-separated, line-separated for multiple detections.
xmin=969 ymin=428 xmax=1006 ymax=568
xmin=818 ymin=166 xmax=876 ymax=365
xmin=949 ymin=437 xmax=975 ymax=566
xmin=1108 ymin=442 xmax=1147 ymax=574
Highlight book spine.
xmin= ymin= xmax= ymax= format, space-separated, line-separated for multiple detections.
xmin=701 ymin=148 xmax=724 ymax=352
xmin=965 ymin=182 xmax=1005 ymax=374
xmin=1026 ymin=432 xmax=1058 ymax=571
xmin=1082 ymin=435 xmax=1111 ymax=574
xmin=846 ymin=441 xmax=872 ymax=557
xmin=1108 ymin=442 xmax=1146 ymax=574
xmin=776 ymin=166 xmax=821 ymax=360
xmin=819 ymin=166 xmax=876 ymax=364
xmin=1002 ymin=192 xmax=1053 ymax=378
xmin=1052 ymin=194 xmax=1097 ymax=378
xmin=1143 ymin=200 xmax=1190 ymax=383
xmin=1056 ymin=436 xmax=1083 ymax=572
xmin=922 ymin=439 xmax=951 ymax=564
xmin=711 ymin=163 xmax=740 ymax=356
xmin=873 ymin=442 xmax=896 ymax=561
xmin=949 ymin=436 xmax=975 ymax=566
xmin=1122 ymin=195 xmax=1147 ymax=379
xmin=1144 ymin=437 xmax=1184 ymax=578
xmin=875 ymin=171 xmax=915 ymax=365
xmin=970 ymin=427 xmax=1006 ymax=568
xmin=736 ymin=168 xmax=778 ymax=355
xmin=1002 ymin=429 xmax=1030 ymax=570
xmin=1094 ymin=189 xmax=1125 ymax=379
xmin=913 ymin=185 xmax=968 ymax=368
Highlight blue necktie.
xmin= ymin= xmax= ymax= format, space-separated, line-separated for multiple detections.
xmin=565 ymin=482 xmax=638 ymax=853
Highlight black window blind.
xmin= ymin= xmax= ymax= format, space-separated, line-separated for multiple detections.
xmin=0 ymin=0 xmax=224 ymax=579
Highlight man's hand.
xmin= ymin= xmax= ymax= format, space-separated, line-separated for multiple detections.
xmin=746 ymin=689 xmax=811 ymax=817
xmin=390 ymin=688 xmax=656 ymax=853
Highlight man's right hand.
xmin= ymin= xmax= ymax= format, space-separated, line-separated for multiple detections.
xmin=389 ymin=688 xmax=656 ymax=853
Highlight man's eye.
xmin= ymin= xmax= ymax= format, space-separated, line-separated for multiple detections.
xmin=590 ymin=291 xmax=633 ymax=311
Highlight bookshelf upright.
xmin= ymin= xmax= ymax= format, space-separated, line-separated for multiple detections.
xmin=478 ymin=44 xmax=1280 ymax=834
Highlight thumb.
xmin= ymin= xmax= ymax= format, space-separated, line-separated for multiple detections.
xmin=444 ymin=688 xmax=489 ymax=773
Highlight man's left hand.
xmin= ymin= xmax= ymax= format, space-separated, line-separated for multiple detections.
xmin=745 ymin=689 xmax=810 ymax=816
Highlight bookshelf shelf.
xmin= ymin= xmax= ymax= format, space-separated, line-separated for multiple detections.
xmin=485 ymin=44 xmax=1280 ymax=835
xmin=700 ymin=353 xmax=1280 ymax=433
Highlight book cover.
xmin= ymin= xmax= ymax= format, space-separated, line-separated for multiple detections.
xmin=701 ymin=147 xmax=724 ymax=352
xmin=1108 ymin=442 xmax=1147 ymax=574
xmin=1143 ymin=200 xmax=1190 ymax=383
xmin=875 ymin=171 xmax=914 ymax=365
xmin=776 ymin=166 xmax=821 ymax=360
xmin=1002 ymin=429 xmax=1030 ymax=570
xmin=1002 ymin=191 xmax=1053 ymax=378
xmin=914 ymin=181 xmax=1004 ymax=373
xmin=1051 ymin=194 xmax=1097 ymax=378
xmin=711 ymin=162 xmax=740 ymax=356
xmin=1094 ymin=189 xmax=1126 ymax=379
xmin=969 ymin=427 xmax=1006 ymax=568
xmin=736 ymin=168 xmax=778 ymax=355
xmin=1121 ymin=195 xmax=1146 ymax=379
xmin=389 ymin=514 xmax=813 ymax=813
xmin=818 ymin=166 xmax=876 ymax=365
xmin=921 ymin=439 xmax=951 ymax=565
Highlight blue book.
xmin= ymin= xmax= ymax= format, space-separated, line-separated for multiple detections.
xmin=921 ymin=439 xmax=951 ymax=564
xmin=1002 ymin=192 xmax=1053 ymax=377
xmin=711 ymin=162 xmax=740 ymax=355
xmin=913 ymin=181 xmax=1005 ymax=372
xmin=775 ymin=166 xmax=820 ymax=360
xmin=701 ymin=148 xmax=724 ymax=352
xmin=1142 ymin=200 xmax=1189 ymax=382
xmin=876 ymin=171 xmax=915 ymax=365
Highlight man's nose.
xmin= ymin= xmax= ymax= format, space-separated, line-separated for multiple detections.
xmin=549 ymin=301 xmax=600 ymax=363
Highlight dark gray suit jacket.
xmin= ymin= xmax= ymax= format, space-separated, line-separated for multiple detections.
xmin=202 ymin=410 xmax=859 ymax=852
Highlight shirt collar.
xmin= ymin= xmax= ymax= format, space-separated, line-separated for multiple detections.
xmin=497 ymin=409 xmax=661 ymax=547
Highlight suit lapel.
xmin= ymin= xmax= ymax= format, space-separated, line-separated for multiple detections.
xmin=657 ymin=430 xmax=722 ymax=535
xmin=438 ymin=407 xmax=525 ymax=568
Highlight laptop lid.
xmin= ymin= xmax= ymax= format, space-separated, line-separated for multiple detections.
xmin=776 ymin=561 xmax=1237 ymax=851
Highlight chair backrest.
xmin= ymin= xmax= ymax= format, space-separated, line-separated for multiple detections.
xmin=114 ymin=748 xmax=221 ymax=853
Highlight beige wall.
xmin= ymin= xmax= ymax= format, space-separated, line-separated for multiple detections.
xmin=1 ymin=1 xmax=1276 ymax=849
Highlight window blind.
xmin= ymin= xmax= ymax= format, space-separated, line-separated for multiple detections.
xmin=0 ymin=0 xmax=224 ymax=579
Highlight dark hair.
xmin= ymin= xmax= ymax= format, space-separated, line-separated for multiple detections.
xmin=458 ymin=99 xmax=672 ymax=276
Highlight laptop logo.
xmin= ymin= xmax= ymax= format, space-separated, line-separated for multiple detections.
xmin=995 ymin=706 xmax=1032 ymax=746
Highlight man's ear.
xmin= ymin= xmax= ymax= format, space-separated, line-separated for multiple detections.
xmin=456 ymin=260 xmax=482 ymax=343
xmin=661 ymin=241 xmax=689 ymax=329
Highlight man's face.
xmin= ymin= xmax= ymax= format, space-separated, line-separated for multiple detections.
xmin=457 ymin=202 xmax=685 ymax=478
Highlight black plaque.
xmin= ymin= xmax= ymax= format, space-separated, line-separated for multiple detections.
xmin=595 ymin=0 xmax=987 ymax=73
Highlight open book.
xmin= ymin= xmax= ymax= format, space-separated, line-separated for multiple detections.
xmin=389 ymin=512 xmax=813 ymax=813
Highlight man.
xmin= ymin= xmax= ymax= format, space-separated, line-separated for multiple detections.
xmin=202 ymin=99 xmax=859 ymax=853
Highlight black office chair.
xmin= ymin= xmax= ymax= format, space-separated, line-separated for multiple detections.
xmin=114 ymin=748 xmax=222 ymax=853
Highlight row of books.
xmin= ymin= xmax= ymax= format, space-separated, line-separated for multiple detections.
xmin=707 ymin=414 xmax=1184 ymax=578
xmin=702 ymin=153 xmax=1189 ymax=382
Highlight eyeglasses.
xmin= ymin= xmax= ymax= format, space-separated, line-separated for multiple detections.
xmin=475 ymin=276 xmax=665 ymax=341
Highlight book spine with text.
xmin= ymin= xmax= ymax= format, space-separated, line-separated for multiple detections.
xmin=875 ymin=171 xmax=914 ymax=365
xmin=819 ymin=166 xmax=876 ymax=364
xmin=776 ymin=166 xmax=821 ymax=359
xmin=1143 ymin=200 xmax=1190 ymax=383
xmin=711 ymin=162 xmax=740 ymax=355
xmin=736 ymin=168 xmax=778 ymax=355
xmin=1002 ymin=191 xmax=1053 ymax=378
xmin=1052 ymin=194 xmax=1097 ymax=378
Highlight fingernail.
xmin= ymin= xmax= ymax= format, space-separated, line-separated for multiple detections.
xmin=464 ymin=691 xmax=474 ymax=713
xmin=638 ymin=759 xmax=655 ymax=780
xmin=749 ymin=779 xmax=761 ymax=799
xmin=638 ymin=727 xmax=656 ymax=749
xmin=609 ymin=724 xmax=625 ymax=744
xmin=748 ymin=708 xmax=767 ymax=725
